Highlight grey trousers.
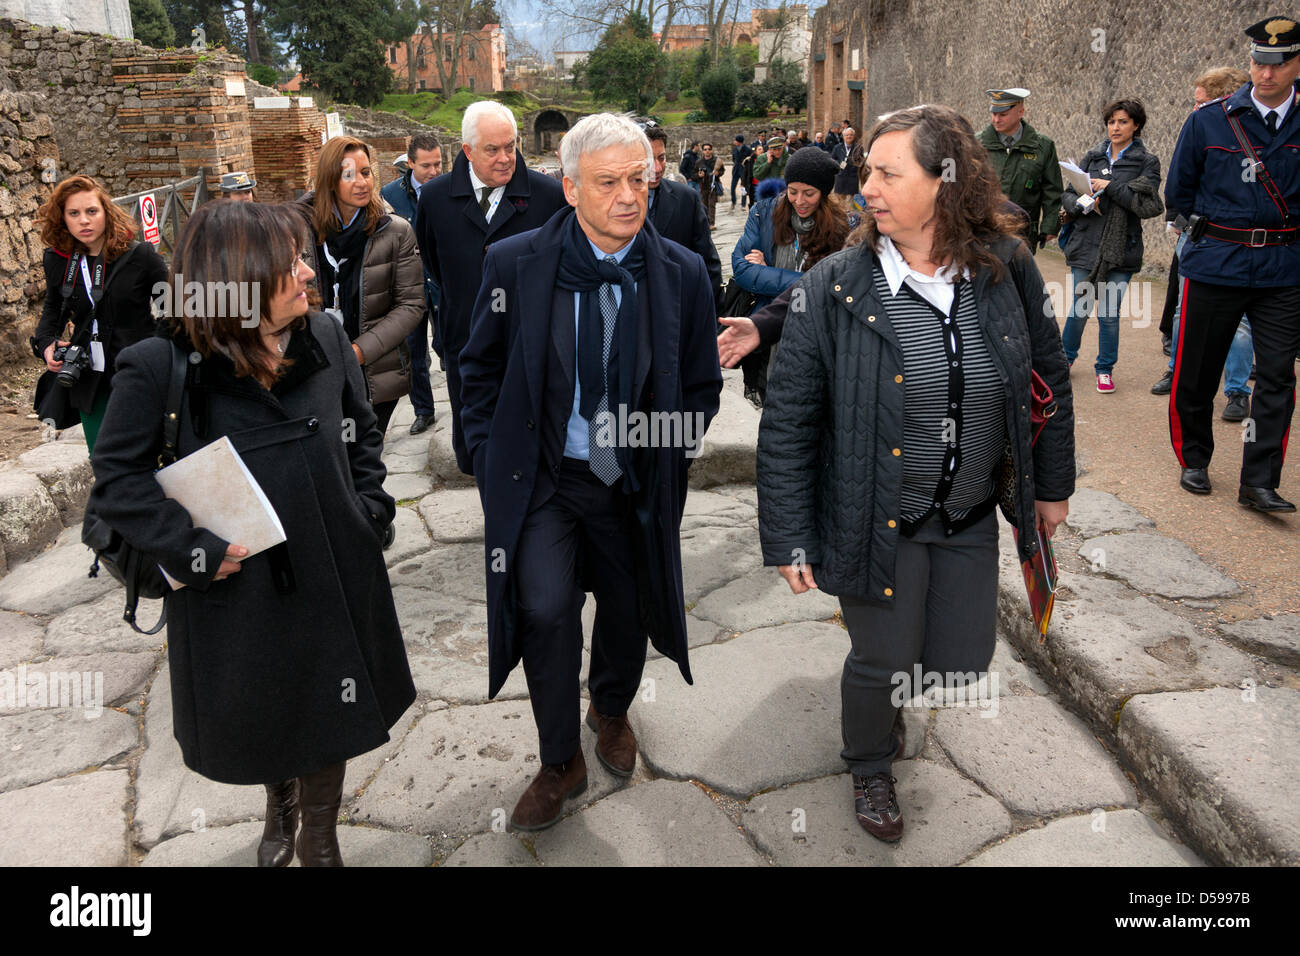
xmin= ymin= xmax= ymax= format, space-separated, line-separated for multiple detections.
xmin=838 ymin=510 xmax=999 ymax=775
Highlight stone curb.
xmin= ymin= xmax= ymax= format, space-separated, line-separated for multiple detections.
xmin=995 ymin=504 xmax=1293 ymax=867
xmin=0 ymin=432 xmax=92 ymax=581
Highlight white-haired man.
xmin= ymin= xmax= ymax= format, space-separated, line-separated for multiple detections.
xmin=415 ymin=100 xmax=566 ymax=475
xmin=459 ymin=113 xmax=723 ymax=831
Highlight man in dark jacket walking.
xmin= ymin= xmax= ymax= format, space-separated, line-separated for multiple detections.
xmin=976 ymin=89 xmax=1064 ymax=249
xmin=646 ymin=126 xmax=722 ymax=308
xmin=415 ymin=102 xmax=566 ymax=474
xmin=1164 ymin=16 xmax=1300 ymax=511
xmin=381 ymin=133 xmax=442 ymax=435
xmin=458 ymin=113 xmax=722 ymax=833
xmin=730 ymin=134 xmax=752 ymax=208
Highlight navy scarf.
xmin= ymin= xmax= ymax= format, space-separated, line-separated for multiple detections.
xmin=554 ymin=210 xmax=646 ymax=486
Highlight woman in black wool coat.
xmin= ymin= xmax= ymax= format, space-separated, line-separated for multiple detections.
xmin=86 ymin=201 xmax=415 ymax=867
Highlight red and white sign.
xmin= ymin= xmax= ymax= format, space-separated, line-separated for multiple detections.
xmin=139 ymin=193 xmax=160 ymax=246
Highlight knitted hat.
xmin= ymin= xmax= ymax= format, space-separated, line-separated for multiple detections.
xmin=783 ymin=148 xmax=839 ymax=196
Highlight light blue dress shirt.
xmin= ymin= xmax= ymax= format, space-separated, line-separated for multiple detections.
xmin=564 ymin=237 xmax=635 ymax=460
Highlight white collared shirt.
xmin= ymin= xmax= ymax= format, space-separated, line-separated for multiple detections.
xmin=1251 ymin=86 xmax=1294 ymax=129
xmin=875 ymin=236 xmax=970 ymax=315
xmin=467 ymin=164 xmax=506 ymax=222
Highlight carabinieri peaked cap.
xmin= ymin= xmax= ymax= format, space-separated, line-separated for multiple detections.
xmin=1245 ymin=16 xmax=1300 ymax=63
xmin=219 ymin=171 xmax=256 ymax=192
xmin=986 ymin=88 xmax=1031 ymax=112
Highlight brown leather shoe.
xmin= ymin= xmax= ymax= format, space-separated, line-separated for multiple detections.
xmin=853 ymin=772 xmax=904 ymax=843
xmin=510 ymin=749 xmax=587 ymax=832
xmin=584 ymin=704 xmax=637 ymax=777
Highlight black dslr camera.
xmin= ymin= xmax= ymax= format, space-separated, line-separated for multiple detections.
xmin=52 ymin=343 xmax=91 ymax=388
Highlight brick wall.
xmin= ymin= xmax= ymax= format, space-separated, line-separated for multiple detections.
xmin=249 ymin=96 xmax=326 ymax=201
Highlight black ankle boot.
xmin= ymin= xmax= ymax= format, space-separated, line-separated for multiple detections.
xmin=296 ymin=762 xmax=347 ymax=867
xmin=257 ymin=779 xmax=299 ymax=867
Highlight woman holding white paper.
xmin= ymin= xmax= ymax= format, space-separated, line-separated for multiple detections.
xmin=87 ymin=201 xmax=416 ymax=867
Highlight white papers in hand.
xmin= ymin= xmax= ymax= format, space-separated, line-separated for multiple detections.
xmin=154 ymin=435 xmax=287 ymax=589
xmin=1059 ymin=160 xmax=1093 ymax=199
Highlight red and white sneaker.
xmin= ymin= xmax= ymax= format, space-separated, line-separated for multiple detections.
xmin=1096 ymin=373 xmax=1115 ymax=393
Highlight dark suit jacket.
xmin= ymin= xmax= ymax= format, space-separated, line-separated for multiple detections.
xmin=458 ymin=208 xmax=723 ymax=698
xmin=414 ymin=151 xmax=566 ymax=357
xmin=649 ymin=179 xmax=722 ymax=308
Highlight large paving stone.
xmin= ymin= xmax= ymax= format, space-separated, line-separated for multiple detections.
xmin=18 ymin=441 xmax=94 ymax=528
xmin=442 ymin=830 xmax=539 ymax=866
xmin=631 ymin=622 xmax=847 ymax=796
xmin=998 ymin=554 xmax=1262 ymax=730
xmin=0 ymin=651 xmax=156 ymax=716
xmin=532 ymin=779 xmax=765 ymax=866
xmin=382 ymin=452 xmax=427 ymax=475
xmin=1117 ymin=686 xmax=1300 ymax=866
xmin=418 ymin=488 xmax=485 ymax=544
xmin=707 ymin=483 xmax=758 ymax=508
xmin=645 ymin=613 xmax=728 ymax=661
xmin=384 ymin=470 xmax=435 ymax=503
xmin=1064 ymin=489 xmax=1156 ymax=537
xmin=142 ymin=820 xmax=433 ymax=867
xmin=41 ymin=592 xmax=167 ymax=656
xmin=0 ymin=525 xmax=118 ymax=616
xmin=387 ymin=542 xmax=488 ymax=605
xmin=383 ymin=506 xmax=432 ymax=568
xmin=0 ymin=467 xmax=61 ymax=564
xmin=0 ymin=708 xmax=137 ymax=792
xmin=989 ymin=635 xmax=1051 ymax=697
xmin=134 ymin=660 xmax=420 ymax=848
xmin=0 ymin=610 xmax=42 ymax=668
xmin=688 ymin=382 xmax=758 ymax=489
xmin=932 ymin=697 xmax=1136 ymax=816
xmin=743 ymin=762 xmax=1012 ymax=866
xmin=0 ymin=770 xmax=130 ymax=866
xmin=692 ymin=566 xmax=840 ymax=632
xmin=1077 ymin=533 xmax=1239 ymax=599
xmin=964 ymin=809 xmax=1202 ymax=866
xmin=352 ymin=699 xmax=629 ymax=840
xmin=426 ymin=414 xmax=476 ymax=489
xmin=680 ymin=525 xmax=764 ymax=606
xmin=1216 ymin=614 xmax=1300 ymax=668
xmin=680 ymin=488 xmax=757 ymax=531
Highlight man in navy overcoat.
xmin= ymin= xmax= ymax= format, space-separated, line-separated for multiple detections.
xmin=459 ymin=113 xmax=723 ymax=832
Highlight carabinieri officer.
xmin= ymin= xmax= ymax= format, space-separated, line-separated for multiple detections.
xmin=1165 ymin=14 xmax=1300 ymax=511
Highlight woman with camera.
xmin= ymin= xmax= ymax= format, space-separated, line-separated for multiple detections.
xmin=297 ymin=135 xmax=425 ymax=440
xmin=756 ymin=105 xmax=1074 ymax=843
xmin=87 ymin=201 xmax=416 ymax=866
xmin=33 ymin=175 xmax=168 ymax=455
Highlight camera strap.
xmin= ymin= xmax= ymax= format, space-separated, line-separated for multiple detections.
xmin=78 ymin=254 xmax=105 ymax=338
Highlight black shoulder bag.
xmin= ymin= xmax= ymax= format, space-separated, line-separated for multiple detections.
xmin=81 ymin=341 xmax=189 ymax=635
xmin=31 ymin=253 xmax=100 ymax=429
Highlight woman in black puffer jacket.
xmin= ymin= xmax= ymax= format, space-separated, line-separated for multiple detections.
xmin=756 ymin=105 xmax=1074 ymax=846
xmin=1059 ymin=98 xmax=1163 ymax=393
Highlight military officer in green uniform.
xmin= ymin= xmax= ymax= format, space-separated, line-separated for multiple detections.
xmin=977 ymin=88 xmax=1064 ymax=248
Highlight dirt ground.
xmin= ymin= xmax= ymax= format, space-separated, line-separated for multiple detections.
xmin=0 ymin=356 xmax=49 ymax=461
xmin=1032 ymin=246 xmax=1300 ymax=617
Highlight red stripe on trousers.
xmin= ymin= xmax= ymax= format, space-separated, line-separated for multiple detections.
xmin=1169 ymin=276 xmax=1191 ymax=467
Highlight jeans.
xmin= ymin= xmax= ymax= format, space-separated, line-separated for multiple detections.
xmin=1060 ymin=267 xmax=1133 ymax=375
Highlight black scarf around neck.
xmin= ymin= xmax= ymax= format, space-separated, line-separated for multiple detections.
xmin=319 ymin=205 xmax=370 ymax=340
xmin=553 ymin=209 xmax=647 ymax=488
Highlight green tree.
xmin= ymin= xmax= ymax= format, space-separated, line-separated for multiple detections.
xmin=584 ymin=12 xmax=666 ymax=113
xmin=247 ymin=62 xmax=279 ymax=85
xmin=733 ymin=42 xmax=758 ymax=83
xmin=132 ymin=0 xmax=178 ymax=48
xmin=164 ymin=0 xmax=232 ymax=49
xmin=698 ymin=63 xmax=737 ymax=121
xmin=766 ymin=58 xmax=806 ymax=112
xmin=270 ymin=0 xmax=398 ymax=105
xmin=735 ymin=82 xmax=771 ymax=117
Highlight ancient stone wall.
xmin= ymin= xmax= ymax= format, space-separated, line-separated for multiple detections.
xmin=811 ymin=0 xmax=1284 ymax=273
xmin=249 ymin=96 xmax=326 ymax=202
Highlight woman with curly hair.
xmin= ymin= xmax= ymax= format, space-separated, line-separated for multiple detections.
xmin=33 ymin=175 xmax=167 ymax=453
xmin=756 ymin=105 xmax=1075 ymax=843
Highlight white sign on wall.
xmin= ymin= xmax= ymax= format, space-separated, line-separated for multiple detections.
xmin=325 ymin=113 xmax=343 ymax=140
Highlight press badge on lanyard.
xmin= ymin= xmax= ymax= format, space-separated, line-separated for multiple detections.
xmin=320 ymin=242 xmax=346 ymax=325
xmin=77 ymin=255 xmax=107 ymax=371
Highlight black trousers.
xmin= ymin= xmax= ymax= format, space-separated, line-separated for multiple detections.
xmin=1170 ymin=279 xmax=1300 ymax=487
xmin=443 ymin=354 xmax=472 ymax=475
xmin=838 ymin=512 xmax=998 ymax=776
xmin=514 ymin=458 xmax=647 ymax=765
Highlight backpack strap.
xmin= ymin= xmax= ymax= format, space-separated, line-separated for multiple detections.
xmin=159 ymin=341 xmax=188 ymax=468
